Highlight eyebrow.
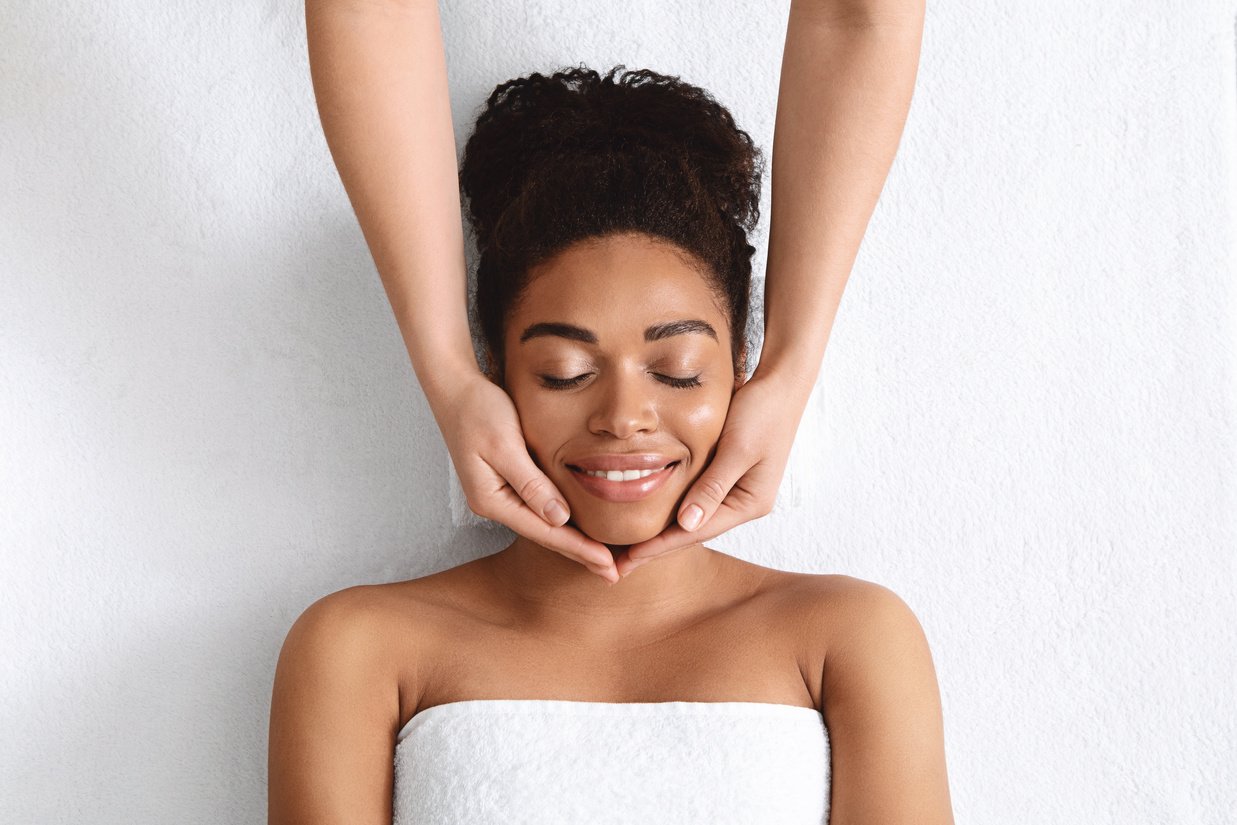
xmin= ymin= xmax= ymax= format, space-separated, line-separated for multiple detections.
xmin=519 ymin=319 xmax=719 ymax=345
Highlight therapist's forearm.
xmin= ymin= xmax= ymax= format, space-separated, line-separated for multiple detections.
xmin=757 ymin=0 xmax=925 ymax=388
xmin=305 ymin=0 xmax=476 ymax=407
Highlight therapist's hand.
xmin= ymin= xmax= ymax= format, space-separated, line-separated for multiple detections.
xmin=437 ymin=372 xmax=620 ymax=583
xmin=614 ymin=367 xmax=815 ymax=577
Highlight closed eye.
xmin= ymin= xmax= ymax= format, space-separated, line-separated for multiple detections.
xmin=536 ymin=373 xmax=702 ymax=390
xmin=656 ymin=374 xmax=702 ymax=389
xmin=538 ymin=373 xmax=591 ymax=389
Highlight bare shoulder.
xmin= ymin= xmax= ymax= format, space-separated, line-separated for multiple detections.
xmin=277 ymin=565 xmax=481 ymax=692
xmin=746 ymin=568 xmax=918 ymax=631
xmin=283 ymin=578 xmax=430 ymax=648
xmin=764 ymin=573 xmax=953 ymax=823
xmin=293 ymin=555 xmax=493 ymax=623
xmin=823 ymin=574 xmax=922 ymax=631
xmin=269 ymin=581 xmax=439 ymax=825
xmin=279 ymin=585 xmax=391 ymax=669
xmin=290 ymin=579 xmax=407 ymax=622
xmin=273 ymin=583 xmax=414 ymax=718
xmin=754 ymin=570 xmax=924 ymax=643
xmin=802 ymin=575 xmax=938 ymax=701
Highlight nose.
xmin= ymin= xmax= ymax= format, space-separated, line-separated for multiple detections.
xmin=588 ymin=367 xmax=658 ymax=439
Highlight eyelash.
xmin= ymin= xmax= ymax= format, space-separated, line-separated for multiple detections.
xmin=539 ymin=373 xmax=702 ymax=390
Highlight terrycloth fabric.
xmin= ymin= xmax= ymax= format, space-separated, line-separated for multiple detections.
xmin=393 ymin=699 xmax=830 ymax=824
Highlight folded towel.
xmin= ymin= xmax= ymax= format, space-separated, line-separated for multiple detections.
xmin=393 ymin=699 xmax=830 ymax=825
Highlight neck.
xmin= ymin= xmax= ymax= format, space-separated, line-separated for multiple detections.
xmin=483 ymin=534 xmax=727 ymax=642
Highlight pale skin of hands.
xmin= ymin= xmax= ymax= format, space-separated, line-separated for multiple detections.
xmin=304 ymin=0 xmax=925 ymax=581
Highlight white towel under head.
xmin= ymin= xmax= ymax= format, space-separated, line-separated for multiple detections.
xmin=393 ymin=698 xmax=830 ymax=825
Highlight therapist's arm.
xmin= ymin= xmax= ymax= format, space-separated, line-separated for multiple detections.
xmin=759 ymin=0 xmax=926 ymax=380
xmin=304 ymin=0 xmax=617 ymax=581
xmin=623 ymin=0 xmax=927 ymax=568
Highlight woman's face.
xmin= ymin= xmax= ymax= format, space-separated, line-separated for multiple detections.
xmin=500 ymin=231 xmax=743 ymax=546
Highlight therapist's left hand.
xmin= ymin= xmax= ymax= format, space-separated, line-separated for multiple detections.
xmin=613 ymin=366 xmax=816 ymax=577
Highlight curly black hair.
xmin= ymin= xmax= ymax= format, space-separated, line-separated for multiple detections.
xmin=459 ymin=64 xmax=765 ymax=383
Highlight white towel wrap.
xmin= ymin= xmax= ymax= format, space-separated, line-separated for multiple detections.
xmin=393 ymin=698 xmax=830 ymax=824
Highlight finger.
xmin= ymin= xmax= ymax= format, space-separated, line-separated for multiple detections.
xmin=609 ymin=545 xmax=635 ymax=574
xmin=487 ymin=440 xmax=572 ymax=527
xmin=479 ymin=482 xmax=618 ymax=579
xmin=621 ymin=525 xmax=698 ymax=569
xmin=675 ymin=439 xmax=757 ymax=533
xmin=625 ymin=501 xmax=748 ymax=566
xmin=623 ymin=499 xmax=747 ymax=578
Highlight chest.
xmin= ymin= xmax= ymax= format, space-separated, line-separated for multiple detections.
xmin=405 ymin=587 xmax=822 ymax=717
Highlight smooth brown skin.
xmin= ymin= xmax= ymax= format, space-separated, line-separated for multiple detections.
xmin=268 ymin=234 xmax=954 ymax=824
xmin=499 ymin=233 xmax=743 ymax=551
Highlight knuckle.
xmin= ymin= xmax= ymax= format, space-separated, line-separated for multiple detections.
xmin=730 ymin=436 xmax=761 ymax=458
xmin=517 ymin=475 xmax=550 ymax=504
xmin=698 ymin=476 xmax=729 ymax=504
xmin=476 ymin=438 xmax=505 ymax=462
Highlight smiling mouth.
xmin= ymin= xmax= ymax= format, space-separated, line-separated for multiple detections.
xmin=564 ymin=460 xmax=681 ymax=503
xmin=566 ymin=460 xmax=680 ymax=481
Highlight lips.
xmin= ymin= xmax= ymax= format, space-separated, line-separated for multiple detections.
xmin=566 ymin=453 xmax=678 ymax=472
xmin=564 ymin=454 xmax=682 ymax=503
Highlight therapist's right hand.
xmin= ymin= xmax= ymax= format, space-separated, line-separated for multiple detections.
xmin=436 ymin=372 xmax=620 ymax=583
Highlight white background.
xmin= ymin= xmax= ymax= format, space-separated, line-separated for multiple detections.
xmin=2 ymin=1 xmax=1234 ymax=822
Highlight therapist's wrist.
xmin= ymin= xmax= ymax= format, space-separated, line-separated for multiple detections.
xmin=750 ymin=344 xmax=822 ymax=397
xmin=411 ymin=347 xmax=488 ymax=414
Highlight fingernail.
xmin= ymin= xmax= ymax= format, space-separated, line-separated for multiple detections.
xmin=544 ymin=500 xmax=569 ymax=525
xmin=680 ymin=504 xmax=703 ymax=531
xmin=589 ymin=561 xmax=617 ymax=581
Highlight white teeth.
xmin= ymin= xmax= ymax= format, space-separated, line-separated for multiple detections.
xmin=581 ymin=465 xmax=668 ymax=480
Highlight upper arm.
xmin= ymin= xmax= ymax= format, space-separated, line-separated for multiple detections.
xmin=819 ymin=578 xmax=954 ymax=824
xmin=792 ymin=0 xmax=926 ymax=28
xmin=268 ymin=587 xmax=402 ymax=825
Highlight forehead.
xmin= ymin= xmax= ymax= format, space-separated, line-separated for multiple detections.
xmin=510 ymin=233 xmax=728 ymax=337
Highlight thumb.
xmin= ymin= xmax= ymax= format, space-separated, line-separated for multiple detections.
xmin=677 ymin=442 xmax=753 ymax=532
xmin=489 ymin=442 xmax=572 ymax=527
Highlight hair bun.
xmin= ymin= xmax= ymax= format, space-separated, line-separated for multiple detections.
xmin=461 ymin=65 xmax=762 ymax=251
xmin=460 ymin=64 xmax=764 ymax=378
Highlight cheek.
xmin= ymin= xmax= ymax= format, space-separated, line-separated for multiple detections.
xmin=674 ymin=388 xmax=731 ymax=446
xmin=509 ymin=383 xmax=575 ymax=458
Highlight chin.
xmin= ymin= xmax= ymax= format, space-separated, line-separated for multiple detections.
xmin=572 ymin=509 xmax=675 ymax=547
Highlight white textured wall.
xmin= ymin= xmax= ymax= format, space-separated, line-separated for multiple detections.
xmin=3 ymin=0 xmax=1235 ymax=822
